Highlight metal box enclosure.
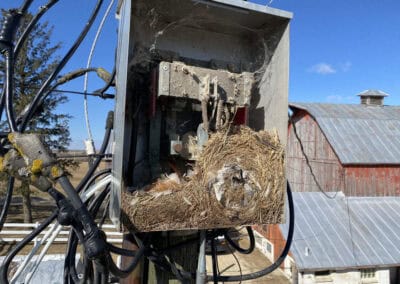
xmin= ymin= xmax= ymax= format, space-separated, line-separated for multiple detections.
xmin=111 ymin=0 xmax=292 ymax=230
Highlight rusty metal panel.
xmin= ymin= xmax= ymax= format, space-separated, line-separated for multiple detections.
xmin=287 ymin=113 xmax=344 ymax=193
xmin=345 ymin=166 xmax=400 ymax=196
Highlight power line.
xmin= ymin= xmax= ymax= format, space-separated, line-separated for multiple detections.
xmin=289 ymin=114 xmax=339 ymax=199
xmin=0 ymin=84 xmax=114 ymax=99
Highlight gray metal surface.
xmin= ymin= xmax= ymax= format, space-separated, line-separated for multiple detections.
xmin=110 ymin=0 xmax=132 ymax=227
xmin=290 ymin=103 xmax=400 ymax=165
xmin=158 ymin=61 xmax=254 ymax=106
xmin=281 ymin=191 xmax=400 ymax=271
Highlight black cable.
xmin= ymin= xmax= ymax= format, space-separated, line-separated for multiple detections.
xmin=86 ymin=186 xmax=144 ymax=280
xmin=14 ymin=0 xmax=59 ymax=57
xmin=207 ymin=181 xmax=295 ymax=282
xmin=17 ymin=68 xmax=101 ymax=122
xmin=106 ymin=246 xmax=145 ymax=279
xmin=19 ymin=0 xmax=104 ymax=132
xmin=107 ymin=243 xmax=137 ymax=257
xmin=19 ymin=0 xmax=34 ymax=13
xmin=66 ymin=184 xmax=110 ymax=284
xmin=211 ymin=233 xmax=218 ymax=284
xmin=0 ymin=83 xmax=115 ymax=99
xmin=64 ymin=114 xmax=112 ymax=283
xmin=0 ymin=211 xmax=58 ymax=284
xmin=226 ymin=243 xmax=242 ymax=284
xmin=142 ymin=257 xmax=149 ymax=284
xmin=0 ymin=1 xmax=60 ymax=120
xmin=289 ymin=115 xmax=338 ymax=199
xmin=224 ymin=226 xmax=255 ymax=255
xmin=67 ymin=228 xmax=90 ymax=284
xmin=0 ymin=177 xmax=14 ymax=232
xmin=81 ymin=168 xmax=111 ymax=195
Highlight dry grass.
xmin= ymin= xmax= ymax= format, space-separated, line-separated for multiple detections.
xmin=122 ymin=126 xmax=285 ymax=232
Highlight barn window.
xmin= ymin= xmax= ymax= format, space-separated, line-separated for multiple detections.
xmin=360 ymin=268 xmax=376 ymax=279
xmin=266 ymin=242 xmax=272 ymax=253
xmin=314 ymin=270 xmax=332 ymax=283
xmin=315 ymin=270 xmax=330 ymax=277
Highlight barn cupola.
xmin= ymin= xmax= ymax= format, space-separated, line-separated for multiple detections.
xmin=357 ymin=90 xmax=388 ymax=106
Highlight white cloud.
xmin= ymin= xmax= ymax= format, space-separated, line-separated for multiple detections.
xmin=308 ymin=63 xmax=336 ymax=74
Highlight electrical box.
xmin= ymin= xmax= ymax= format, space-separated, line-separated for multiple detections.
xmin=111 ymin=0 xmax=292 ymax=231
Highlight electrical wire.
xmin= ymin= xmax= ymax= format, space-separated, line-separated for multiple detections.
xmin=211 ymin=233 xmax=219 ymax=284
xmin=15 ymin=68 xmax=106 ymax=124
xmin=0 ymin=211 xmax=58 ymax=284
xmin=0 ymin=177 xmax=14 ymax=232
xmin=0 ymin=0 xmax=60 ymax=121
xmin=19 ymin=0 xmax=105 ymax=132
xmin=206 ymin=181 xmax=295 ymax=282
xmin=289 ymin=114 xmax=339 ymax=199
xmin=226 ymin=242 xmax=242 ymax=284
xmin=0 ymin=83 xmax=115 ymax=98
xmin=66 ymin=184 xmax=111 ymax=284
xmin=4 ymin=49 xmax=17 ymax=132
xmin=64 ymin=114 xmax=112 ymax=283
xmin=19 ymin=0 xmax=34 ymax=14
xmin=0 ymin=3 xmax=120 ymax=283
xmin=83 ymin=0 xmax=115 ymax=145
xmin=224 ymin=226 xmax=255 ymax=255
xmin=76 ymin=112 xmax=113 ymax=194
xmin=14 ymin=0 xmax=59 ymax=57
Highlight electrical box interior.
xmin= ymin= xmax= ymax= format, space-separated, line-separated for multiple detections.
xmin=111 ymin=0 xmax=292 ymax=231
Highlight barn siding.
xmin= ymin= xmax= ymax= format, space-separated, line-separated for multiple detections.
xmin=288 ymin=111 xmax=400 ymax=197
xmin=254 ymin=224 xmax=290 ymax=267
xmin=345 ymin=166 xmax=400 ymax=196
xmin=287 ymin=112 xmax=344 ymax=193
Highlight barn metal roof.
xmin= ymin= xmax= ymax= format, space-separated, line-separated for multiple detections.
xmin=290 ymin=103 xmax=400 ymax=165
xmin=280 ymin=191 xmax=400 ymax=271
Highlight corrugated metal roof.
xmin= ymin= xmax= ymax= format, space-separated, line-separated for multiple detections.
xmin=280 ymin=191 xmax=400 ymax=271
xmin=290 ymin=103 xmax=400 ymax=165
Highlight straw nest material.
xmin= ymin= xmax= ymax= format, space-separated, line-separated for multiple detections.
xmin=121 ymin=126 xmax=285 ymax=232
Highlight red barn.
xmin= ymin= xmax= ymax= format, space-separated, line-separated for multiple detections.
xmin=287 ymin=90 xmax=400 ymax=197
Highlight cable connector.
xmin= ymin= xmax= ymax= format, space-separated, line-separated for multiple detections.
xmin=85 ymin=139 xmax=95 ymax=156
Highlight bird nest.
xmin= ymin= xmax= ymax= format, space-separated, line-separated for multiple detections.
xmin=121 ymin=126 xmax=285 ymax=232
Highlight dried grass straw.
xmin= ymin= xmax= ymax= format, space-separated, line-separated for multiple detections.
xmin=121 ymin=126 xmax=285 ymax=232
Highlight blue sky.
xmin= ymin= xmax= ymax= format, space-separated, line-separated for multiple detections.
xmin=1 ymin=0 xmax=400 ymax=148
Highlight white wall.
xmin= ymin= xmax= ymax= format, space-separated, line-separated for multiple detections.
xmin=296 ymin=268 xmax=390 ymax=284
